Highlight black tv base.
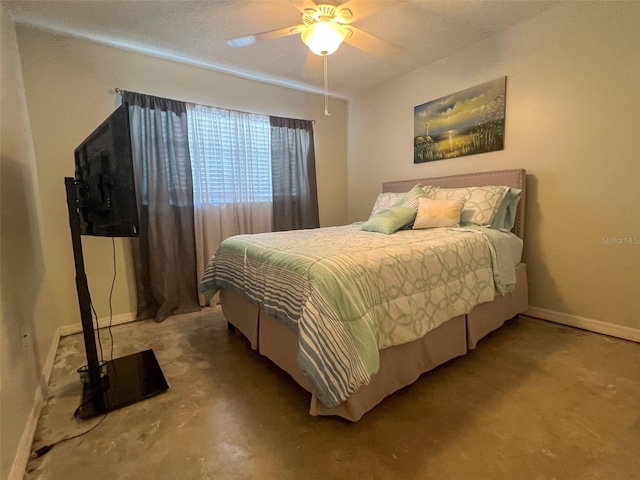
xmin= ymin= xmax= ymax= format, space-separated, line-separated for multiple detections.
xmin=77 ymin=349 xmax=168 ymax=419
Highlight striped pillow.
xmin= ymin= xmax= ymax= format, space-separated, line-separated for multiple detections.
xmin=393 ymin=185 xmax=429 ymax=211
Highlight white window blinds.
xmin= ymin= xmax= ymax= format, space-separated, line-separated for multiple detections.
xmin=186 ymin=103 xmax=272 ymax=206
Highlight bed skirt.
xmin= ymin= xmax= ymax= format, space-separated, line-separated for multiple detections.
xmin=220 ymin=263 xmax=528 ymax=421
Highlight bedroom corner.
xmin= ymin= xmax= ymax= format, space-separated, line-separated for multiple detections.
xmin=346 ymin=0 xmax=640 ymax=338
xmin=1 ymin=4 xmax=61 ymax=479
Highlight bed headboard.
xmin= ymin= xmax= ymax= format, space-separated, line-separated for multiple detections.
xmin=382 ymin=169 xmax=526 ymax=239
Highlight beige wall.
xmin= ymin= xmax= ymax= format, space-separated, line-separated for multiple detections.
xmin=347 ymin=2 xmax=640 ymax=330
xmin=15 ymin=25 xmax=348 ymax=330
xmin=2 ymin=2 xmax=637 ymax=475
xmin=0 ymin=5 xmax=60 ymax=478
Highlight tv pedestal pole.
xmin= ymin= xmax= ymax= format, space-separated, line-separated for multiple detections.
xmin=65 ymin=177 xmax=168 ymax=419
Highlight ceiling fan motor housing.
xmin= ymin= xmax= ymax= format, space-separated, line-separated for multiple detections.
xmin=303 ymin=4 xmax=352 ymax=26
xmin=301 ymin=4 xmax=353 ymax=56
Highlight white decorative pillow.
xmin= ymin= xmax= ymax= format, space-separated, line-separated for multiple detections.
xmin=428 ymin=185 xmax=509 ymax=226
xmin=413 ymin=198 xmax=465 ymax=229
xmin=369 ymin=192 xmax=406 ymax=219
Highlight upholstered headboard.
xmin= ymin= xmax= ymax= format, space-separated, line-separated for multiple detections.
xmin=382 ymin=169 xmax=526 ymax=239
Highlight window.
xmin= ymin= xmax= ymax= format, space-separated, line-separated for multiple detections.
xmin=186 ymin=104 xmax=272 ymax=206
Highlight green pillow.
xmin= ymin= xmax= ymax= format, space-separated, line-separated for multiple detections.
xmin=491 ymin=188 xmax=522 ymax=231
xmin=361 ymin=206 xmax=417 ymax=234
xmin=392 ymin=184 xmax=429 ymax=229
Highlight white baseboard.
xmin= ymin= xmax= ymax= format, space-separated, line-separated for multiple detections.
xmin=59 ymin=311 xmax=137 ymax=337
xmin=9 ymin=329 xmax=61 ymax=480
xmin=526 ymin=306 xmax=640 ymax=343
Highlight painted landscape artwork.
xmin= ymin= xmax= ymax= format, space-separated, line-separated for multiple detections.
xmin=414 ymin=77 xmax=506 ymax=163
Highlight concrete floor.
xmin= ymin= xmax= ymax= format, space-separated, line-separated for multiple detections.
xmin=24 ymin=309 xmax=640 ymax=480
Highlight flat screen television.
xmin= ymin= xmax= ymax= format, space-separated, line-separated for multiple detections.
xmin=74 ymin=103 xmax=139 ymax=237
xmin=66 ymin=103 xmax=168 ymax=418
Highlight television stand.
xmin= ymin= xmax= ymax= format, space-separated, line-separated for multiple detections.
xmin=77 ymin=350 xmax=168 ymax=418
xmin=65 ymin=177 xmax=168 ymax=419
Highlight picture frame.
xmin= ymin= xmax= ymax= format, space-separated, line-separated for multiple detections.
xmin=414 ymin=76 xmax=506 ymax=163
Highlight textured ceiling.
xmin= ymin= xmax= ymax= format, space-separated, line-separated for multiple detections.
xmin=7 ymin=0 xmax=561 ymax=98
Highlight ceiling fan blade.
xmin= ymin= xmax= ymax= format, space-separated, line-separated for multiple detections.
xmin=228 ymin=25 xmax=305 ymax=48
xmin=289 ymin=0 xmax=320 ymax=15
xmin=336 ymin=1 xmax=401 ymax=24
xmin=344 ymin=25 xmax=402 ymax=56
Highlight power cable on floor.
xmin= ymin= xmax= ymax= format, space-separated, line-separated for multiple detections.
xmin=30 ymin=412 xmax=108 ymax=459
xmin=33 ymin=240 xmax=118 ymax=460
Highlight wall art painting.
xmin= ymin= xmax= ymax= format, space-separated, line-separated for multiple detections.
xmin=414 ymin=76 xmax=506 ymax=163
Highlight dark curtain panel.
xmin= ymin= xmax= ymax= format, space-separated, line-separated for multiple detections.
xmin=269 ymin=117 xmax=319 ymax=231
xmin=123 ymin=92 xmax=200 ymax=322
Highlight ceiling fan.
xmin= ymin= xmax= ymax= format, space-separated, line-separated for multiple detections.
xmin=227 ymin=0 xmax=401 ymax=57
xmin=227 ymin=1 xmax=400 ymax=115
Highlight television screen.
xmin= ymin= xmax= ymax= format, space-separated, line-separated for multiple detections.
xmin=74 ymin=104 xmax=139 ymax=237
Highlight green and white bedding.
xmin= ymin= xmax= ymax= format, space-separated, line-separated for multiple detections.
xmin=200 ymin=224 xmax=522 ymax=408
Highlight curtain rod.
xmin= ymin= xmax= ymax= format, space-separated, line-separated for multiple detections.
xmin=114 ymin=87 xmax=315 ymax=123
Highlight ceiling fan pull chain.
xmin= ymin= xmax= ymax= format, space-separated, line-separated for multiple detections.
xmin=324 ymin=55 xmax=331 ymax=116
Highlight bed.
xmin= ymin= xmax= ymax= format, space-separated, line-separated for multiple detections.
xmin=200 ymin=169 xmax=528 ymax=421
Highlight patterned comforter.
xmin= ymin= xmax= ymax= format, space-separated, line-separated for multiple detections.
xmin=200 ymin=224 xmax=520 ymax=408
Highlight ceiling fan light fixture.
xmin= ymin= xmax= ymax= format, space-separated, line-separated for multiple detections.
xmin=301 ymin=21 xmax=346 ymax=56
